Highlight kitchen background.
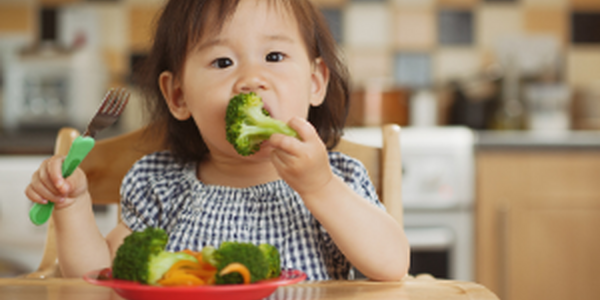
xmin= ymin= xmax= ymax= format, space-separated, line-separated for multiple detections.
xmin=1 ymin=0 xmax=600 ymax=132
xmin=0 ymin=0 xmax=600 ymax=131
xmin=0 ymin=0 xmax=599 ymax=299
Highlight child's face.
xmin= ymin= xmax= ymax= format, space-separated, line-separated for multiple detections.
xmin=161 ymin=0 xmax=329 ymax=159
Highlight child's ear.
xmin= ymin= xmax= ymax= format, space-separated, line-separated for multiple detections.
xmin=159 ymin=71 xmax=191 ymax=120
xmin=310 ymin=57 xmax=330 ymax=107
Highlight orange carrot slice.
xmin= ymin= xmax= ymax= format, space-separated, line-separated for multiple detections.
xmin=157 ymin=273 xmax=205 ymax=286
xmin=219 ymin=263 xmax=251 ymax=284
xmin=158 ymin=253 xmax=220 ymax=287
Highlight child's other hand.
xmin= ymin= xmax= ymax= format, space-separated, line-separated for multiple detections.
xmin=269 ymin=117 xmax=333 ymax=196
xmin=25 ymin=155 xmax=88 ymax=210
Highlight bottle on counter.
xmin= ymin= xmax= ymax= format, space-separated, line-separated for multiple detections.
xmin=491 ymin=56 xmax=525 ymax=130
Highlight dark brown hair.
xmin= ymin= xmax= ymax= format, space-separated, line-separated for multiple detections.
xmin=137 ymin=0 xmax=350 ymax=163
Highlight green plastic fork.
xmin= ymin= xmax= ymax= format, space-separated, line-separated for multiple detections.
xmin=29 ymin=88 xmax=129 ymax=226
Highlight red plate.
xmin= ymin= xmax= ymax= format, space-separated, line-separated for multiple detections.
xmin=83 ymin=268 xmax=306 ymax=300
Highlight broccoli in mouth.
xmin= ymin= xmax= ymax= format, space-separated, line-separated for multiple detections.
xmin=225 ymin=92 xmax=298 ymax=156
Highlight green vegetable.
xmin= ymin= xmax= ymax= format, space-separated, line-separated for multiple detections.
xmin=259 ymin=243 xmax=282 ymax=279
xmin=225 ymin=92 xmax=298 ymax=156
xmin=202 ymin=241 xmax=282 ymax=284
xmin=112 ymin=227 xmax=197 ymax=285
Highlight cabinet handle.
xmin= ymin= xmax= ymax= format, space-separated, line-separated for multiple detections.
xmin=497 ymin=205 xmax=511 ymax=300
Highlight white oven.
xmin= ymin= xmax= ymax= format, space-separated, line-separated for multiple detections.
xmin=344 ymin=126 xmax=475 ymax=281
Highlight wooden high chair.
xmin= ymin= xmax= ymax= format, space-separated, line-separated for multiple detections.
xmin=24 ymin=124 xmax=402 ymax=279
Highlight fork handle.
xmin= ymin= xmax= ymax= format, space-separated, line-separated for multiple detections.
xmin=29 ymin=136 xmax=95 ymax=226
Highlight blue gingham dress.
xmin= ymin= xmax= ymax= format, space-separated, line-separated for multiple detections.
xmin=120 ymin=151 xmax=385 ymax=281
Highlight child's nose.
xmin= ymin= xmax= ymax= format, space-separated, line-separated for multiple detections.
xmin=234 ymin=67 xmax=267 ymax=93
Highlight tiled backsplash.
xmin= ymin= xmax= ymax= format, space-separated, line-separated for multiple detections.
xmin=316 ymin=0 xmax=600 ymax=91
xmin=572 ymin=12 xmax=600 ymax=43
xmin=0 ymin=0 xmax=599 ymax=91
xmin=438 ymin=9 xmax=474 ymax=45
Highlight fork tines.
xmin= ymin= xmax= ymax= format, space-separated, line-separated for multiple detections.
xmin=99 ymin=88 xmax=130 ymax=116
xmin=83 ymin=87 xmax=130 ymax=138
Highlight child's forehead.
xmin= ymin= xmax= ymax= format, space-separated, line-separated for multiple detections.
xmin=189 ymin=0 xmax=299 ymax=46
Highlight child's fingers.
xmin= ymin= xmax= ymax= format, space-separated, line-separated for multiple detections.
xmin=25 ymin=157 xmax=69 ymax=204
xmin=45 ymin=156 xmax=70 ymax=194
xmin=287 ymin=117 xmax=318 ymax=143
xmin=271 ymin=117 xmax=317 ymax=154
xmin=24 ymin=184 xmax=48 ymax=204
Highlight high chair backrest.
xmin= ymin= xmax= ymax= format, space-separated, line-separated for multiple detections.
xmin=25 ymin=124 xmax=402 ymax=278
xmin=333 ymin=124 xmax=403 ymax=225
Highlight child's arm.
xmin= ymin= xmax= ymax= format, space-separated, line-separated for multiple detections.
xmin=25 ymin=155 xmax=129 ymax=277
xmin=270 ymin=117 xmax=410 ymax=281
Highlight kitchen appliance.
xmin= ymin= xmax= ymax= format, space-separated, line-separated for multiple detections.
xmin=2 ymin=46 xmax=107 ymax=132
xmin=524 ymin=83 xmax=571 ymax=132
xmin=343 ymin=126 xmax=475 ymax=281
xmin=2 ymin=5 xmax=107 ymax=132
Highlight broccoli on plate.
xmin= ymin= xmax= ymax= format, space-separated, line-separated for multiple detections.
xmin=111 ymin=227 xmax=282 ymax=286
xmin=259 ymin=243 xmax=282 ymax=279
xmin=225 ymin=92 xmax=298 ymax=156
xmin=112 ymin=227 xmax=197 ymax=285
xmin=203 ymin=241 xmax=282 ymax=284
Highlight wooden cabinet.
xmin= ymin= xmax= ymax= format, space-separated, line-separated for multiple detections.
xmin=129 ymin=5 xmax=163 ymax=52
xmin=0 ymin=4 xmax=33 ymax=33
xmin=476 ymin=150 xmax=600 ymax=300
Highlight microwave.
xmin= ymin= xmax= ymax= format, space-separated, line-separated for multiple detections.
xmin=3 ymin=45 xmax=107 ymax=132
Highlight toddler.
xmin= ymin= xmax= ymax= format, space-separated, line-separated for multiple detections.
xmin=26 ymin=0 xmax=409 ymax=281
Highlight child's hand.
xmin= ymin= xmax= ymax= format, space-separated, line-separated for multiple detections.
xmin=269 ymin=117 xmax=333 ymax=197
xmin=25 ymin=155 xmax=89 ymax=210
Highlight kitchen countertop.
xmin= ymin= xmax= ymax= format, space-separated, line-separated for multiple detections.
xmin=0 ymin=130 xmax=56 ymax=155
xmin=0 ymin=127 xmax=125 ymax=155
xmin=476 ymin=130 xmax=600 ymax=149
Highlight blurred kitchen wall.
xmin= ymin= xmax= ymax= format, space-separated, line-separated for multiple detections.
xmin=0 ymin=0 xmax=599 ymax=130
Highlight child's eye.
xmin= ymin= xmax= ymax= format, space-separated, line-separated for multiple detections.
xmin=211 ymin=57 xmax=234 ymax=69
xmin=265 ymin=52 xmax=284 ymax=62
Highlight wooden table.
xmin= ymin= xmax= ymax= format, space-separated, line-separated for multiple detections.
xmin=0 ymin=276 xmax=498 ymax=300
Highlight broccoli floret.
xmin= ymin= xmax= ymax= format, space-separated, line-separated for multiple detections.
xmin=259 ymin=243 xmax=281 ymax=279
xmin=214 ymin=242 xmax=268 ymax=284
xmin=112 ymin=227 xmax=197 ymax=285
xmin=201 ymin=245 xmax=218 ymax=266
xmin=225 ymin=92 xmax=298 ymax=156
xmin=202 ymin=241 xmax=281 ymax=285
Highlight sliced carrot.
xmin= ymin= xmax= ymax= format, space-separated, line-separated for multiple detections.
xmin=178 ymin=249 xmax=205 ymax=264
xmin=157 ymin=273 xmax=205 ymax=286
xmin=185 ymin=268 xmax=217 ymax=278
xmin=169 ymin=260 xmax=199 ymax=270
xmin=159 ymin=254 xmax=218 ymax=286
xmin=219 ymin=262 xmax=251 ymax=284
xmin=160 ymin=249 xmax=253 ymax=287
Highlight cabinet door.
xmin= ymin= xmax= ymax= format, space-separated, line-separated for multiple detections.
xmin=508 ymin=206 xmax=600 ymax=300
xmin=477 ymin=150 xmax=600 ymax=300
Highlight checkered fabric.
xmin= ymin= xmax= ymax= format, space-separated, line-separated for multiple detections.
xmin=120 ymin=151 xmax=385 ymax=280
